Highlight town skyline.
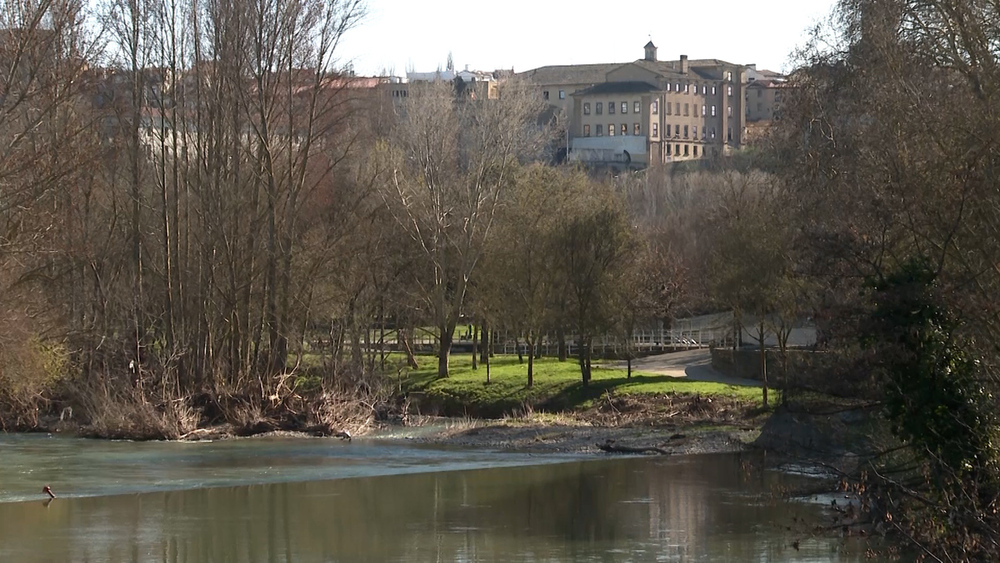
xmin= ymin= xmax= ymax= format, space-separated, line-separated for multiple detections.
xmin=336 ymin=0 xmax=839 ymax=76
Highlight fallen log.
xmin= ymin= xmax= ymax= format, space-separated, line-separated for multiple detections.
xmin=596 ymin=440 xmax=670 ymax=455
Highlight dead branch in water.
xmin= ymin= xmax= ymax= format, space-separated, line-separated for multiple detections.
xmin=596 ymin=439 xmax=670 ymax=455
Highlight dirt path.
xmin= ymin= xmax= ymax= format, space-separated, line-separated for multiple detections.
xmin=616 ymin=349 xmax=762 ymax=387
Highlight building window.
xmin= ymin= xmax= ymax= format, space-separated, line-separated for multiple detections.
xmin=684 ymin=83 xmax=689 ymax=93
xmin=702 ymin=104 xmax=706 ymax=116
xmin=684 ymin=103 xmax=689 ymax=116
xmin=584 ymin=124 xmax=591 ymax=137
xmin=608 ymin=124 xmax=615 ymax=136
xmin=702 ymin=85 xmax=707 ymax=94
xmin=559 ymin=89 xmax=565 ymax=99
xmin=693 ymin=145 xmax=698 ymax=157
xmin=621 ymin=123 xmax=628 ymax=136
xmin=634 ymin=101 xmax=640 ymax=113
xmin=621 ymin=102 xmax=628 ymax=114
xmin=693 ymin=105 xmax=698 ymax=117
xmin=711 ymin=127 xmax=716 ymax=139
xmin=728 ymin=105 xmax=733 ymax=117
xmin=711 ymin=105 xmax=716 ymax=116
xmin=712 ymin=86 xmax=717 ymax=95
xmin=666 ymin=83 xmax=671 ymax=92
xmin=634 ymin=122 xmax=641 ymax=135
xmin=609 ymin=101 xmax=615 ymax=115
xmin=596 ymin=124 xmax=603 ymax=137
xmin=727 ymin=127 xmax=732 ymax=141
xmin=596 ymin=102 xmax=603 ymax=115
xmin=726 ymin=71 xmax=732 ymax=82
xmin=666 ymin=102 xmax=672 ymax=116
xmin=652 ymin=100 xmax=659 ymax=114
xmin=584 ymin=102 xmax=591 ymax=115
xmin=693 ymin=125 xmax=698 ymax=138
xmin=675 ymin=83 xmax=680 ymax=92
xmin=727 ymin=85 xmax=732 ymax=96
xmin=684 ymin=144 xmax=689 ymax=156
xmin=683 ymin=125 xmax=688 ymax=138
xmin=675 ymin=144 xmax=680 ymax=156
xmin=675 ymin=102 xmax=680 ymax=115
xmin=652 ymin=123 xmax=658 ymax=137
xmin=674 ymin=124 xmax=680 ymax=137
xmin=543 ymin=91 xmax=549 ymax=100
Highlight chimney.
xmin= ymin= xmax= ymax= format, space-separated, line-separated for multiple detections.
xmin=680 ymin=54 xmax=689 ymax=74
xmin=644 ymin=41 xmax=657 ymax=62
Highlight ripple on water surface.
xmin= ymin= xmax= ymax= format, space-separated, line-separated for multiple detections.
xmin=0 ymin=433 xmax=583 ymax=503
xmin=0 ymin=438 xmax=891 ymax=562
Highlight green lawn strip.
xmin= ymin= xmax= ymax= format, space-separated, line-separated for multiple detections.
xmin=401 ymin=354 xmax=766 ymax=416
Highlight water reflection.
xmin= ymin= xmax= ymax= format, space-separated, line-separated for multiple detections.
xmin=0 ymin=454 xmax=880 ymax=562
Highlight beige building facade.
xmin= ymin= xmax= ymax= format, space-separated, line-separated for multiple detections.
xmin=745 ymin=78 xmax=787 ymax=122
xmin=521 ymin=42 xmax=750 ymax=168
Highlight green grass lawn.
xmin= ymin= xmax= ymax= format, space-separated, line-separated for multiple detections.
xmin=402 ymin=353 xmax=767 ymax=417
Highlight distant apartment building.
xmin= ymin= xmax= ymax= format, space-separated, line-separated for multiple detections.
xmin=746 ymin=77 xmax=787 ymax=122
xmin=520 ymin=42 xmax=781 ymax=168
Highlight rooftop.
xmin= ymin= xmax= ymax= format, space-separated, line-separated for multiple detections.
xmin=574 ymin=81 xmax=659 ymax=96
xmin=517 ymin=63 xmax=624 ymax=86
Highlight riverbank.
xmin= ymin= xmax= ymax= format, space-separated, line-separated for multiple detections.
xmin=375 ymin=386 xmax=769 ymax=455
xmin=15 ymin=351 xmax=773 ymax=449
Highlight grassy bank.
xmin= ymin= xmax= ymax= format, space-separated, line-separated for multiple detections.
xmin=402 ymin=354 xmax=766 ymax=418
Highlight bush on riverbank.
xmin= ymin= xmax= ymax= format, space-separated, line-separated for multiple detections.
xmin=402 ymin=354 xmax=766 ymax=418
xmin=0 ymin=328 xmax=68 ymax=431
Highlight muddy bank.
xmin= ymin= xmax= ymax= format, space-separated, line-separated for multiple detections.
xmin=394 ymin=419 xmax=758 ymax=455
xmin=379 ymin=392 xmax=769 ymax=455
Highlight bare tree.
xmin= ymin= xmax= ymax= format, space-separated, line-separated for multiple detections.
xmin=552 ymin=178 xmax=635 ymax=386
xmin=379 ymin=78 xmax=553 ymax=377
xmin=706 ymin=170 xmax=792 ymax=407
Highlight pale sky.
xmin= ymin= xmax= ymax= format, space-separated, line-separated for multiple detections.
xmin=335 ymin=0 xmax=840 ymax=77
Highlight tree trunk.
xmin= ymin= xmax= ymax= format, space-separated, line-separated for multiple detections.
xmin=438 ymin=323 xmax=454 ymax=377
xmin=627 ymin=356 xmax=632 ymax=379
xmin=759 ymin=321 xmax=768 ymax=407
xmin=399 ymin=329 xmax=418 ymax=369
xmin=579 ymin=336 xmax=591 ymax=387
xmin=557 ymin=327 xmax=567 ymax=361
xmin=479 ymin=322 xmax=489 ymax=364
xmin=485 ymin=330 xmax=491 ymax=384
xmin=779 ymin=327 xmax=790 ymax=404
xmin=379 ymin=300 xmax=386 ymax=371
xmin=516 ymin=336 xmax=523 ymax=363
xmin=351 ymin=327 xmax=363 ymax=373
xmin=526 ymin=338 xmax=534 ymax=388
xmin=471 ymin=324 xmax=478 ymax=370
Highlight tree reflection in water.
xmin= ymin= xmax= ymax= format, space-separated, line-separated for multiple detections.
xmin=0 ymin=454 xmax=880 ymax=562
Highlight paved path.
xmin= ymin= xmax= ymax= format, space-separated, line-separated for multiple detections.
xmin=615 ymin=348 xmax=762 ymax=387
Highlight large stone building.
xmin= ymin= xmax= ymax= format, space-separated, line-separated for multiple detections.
xmin=745 ymin=77 xmax=788 ymax=122
xmin=520 ymin=42 xmax=758 ymax=168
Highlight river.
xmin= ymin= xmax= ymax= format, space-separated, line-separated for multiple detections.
xmin=0 ymin=433 xmax=884 ymax=561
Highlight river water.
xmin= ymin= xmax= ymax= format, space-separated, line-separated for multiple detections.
xmin=0 ymin=433 xmax=884 ymax=562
